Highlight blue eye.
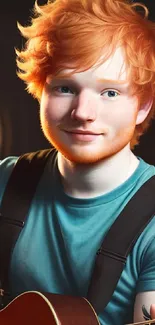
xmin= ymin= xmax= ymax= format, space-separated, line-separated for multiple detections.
xmin=54 ymin=86 xmax=73 ymax=94
xmin=102 ymin=90 xmax=119 ymax=99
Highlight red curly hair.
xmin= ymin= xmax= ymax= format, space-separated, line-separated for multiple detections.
xmin=16 ymin=0 xmax=155 ymax=148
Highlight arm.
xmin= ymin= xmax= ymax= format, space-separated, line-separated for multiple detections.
xmin=133 ymin=231 xmax=155 ymax=323
xmin=134 ymin=292 xmax=155 ymax=322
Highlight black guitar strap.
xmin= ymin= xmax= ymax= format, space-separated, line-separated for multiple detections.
xmin=0 ymin=148 xmax=155 ymax=315
xmin=87 ymin=175 xmax=155 ymax=313
xmin=0 ymin=148 xmax=55 ymax=307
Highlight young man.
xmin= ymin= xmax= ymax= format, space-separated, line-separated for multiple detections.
xmin=1 ymin=0 xmax=155 ymax=323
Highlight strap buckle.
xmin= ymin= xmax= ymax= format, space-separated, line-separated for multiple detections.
xmin=0 ymin=289 xmax=4 ymax=296
xmin=97 ymin=248 xmax=126 ymax=264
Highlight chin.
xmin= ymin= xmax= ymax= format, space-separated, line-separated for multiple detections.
xmin=48 ymin=139 xmax=118 ymax=164
xmin=42 ymin=126 xmax=134 ymax=165
xmin=59 ymin=151 xmax=106 ymax=165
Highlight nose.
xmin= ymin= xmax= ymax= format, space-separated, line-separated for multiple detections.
xmin=71 ymin=90 xmax=97 ymax=122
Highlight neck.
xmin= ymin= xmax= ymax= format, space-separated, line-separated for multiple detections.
xmin=57 ymin=145 xmax=139 ymax=199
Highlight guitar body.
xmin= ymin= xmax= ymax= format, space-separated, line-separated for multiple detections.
xmin=0 ymin=291 xmax=100 ymax=325
xmin=1 ymin=291 xmax=155 ymax=325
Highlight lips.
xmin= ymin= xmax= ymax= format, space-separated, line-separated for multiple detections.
xmin=63 ymin=129 xmax=102 ymax=142
xmin=65 ymin=130 xmax=101 ymax=135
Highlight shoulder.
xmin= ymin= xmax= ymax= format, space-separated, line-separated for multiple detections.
xmin=136 ymin=157 xmax=155 ymax=181
xmin=0 ymin=156 xmax=18 ymax=179
xmin=134 ymin=159 xmax=155 ymax=265
xmin=124 ymin=158 xmax=155 ymax=289
xmin=0 ymin=156 xmax=18 ymax=201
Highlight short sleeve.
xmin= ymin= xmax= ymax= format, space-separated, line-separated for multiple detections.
xmin=0 ymin=157 xmax=18 ymax=202
xmin=136 ymin=235 xmax=155 ymax=293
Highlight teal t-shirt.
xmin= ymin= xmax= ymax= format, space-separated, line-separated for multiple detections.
xmin=0 ymin=152 xmax=155 ymax=325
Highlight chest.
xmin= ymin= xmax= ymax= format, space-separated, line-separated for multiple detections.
xmin=10 ymin=201 xmax=139 ymax=324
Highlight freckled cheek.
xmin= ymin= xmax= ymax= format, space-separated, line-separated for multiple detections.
xmin=99 ymin=107 xmax=138 ymax=136
xmin=41 ymin=97 xmax=72 ymax=123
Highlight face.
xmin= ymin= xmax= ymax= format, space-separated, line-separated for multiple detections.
xmin=40 ymin=47 xmax=140 ymax=164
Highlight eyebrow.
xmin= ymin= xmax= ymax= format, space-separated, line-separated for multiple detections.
xmin=53 ymin=76 xmax=128 ymax=86
xmin=50 ymin=76 xmax=130 ymax=92
xmin=97 ymin=78 xmax=129 ymax=86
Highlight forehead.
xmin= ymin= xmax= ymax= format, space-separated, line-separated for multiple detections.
xmin=56 ymin=47 xmax=128 ymax=85
xmin=93 ymin=47 xmax=127 ymax=82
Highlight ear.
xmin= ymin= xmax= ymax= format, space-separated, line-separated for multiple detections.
xmin=136 ymin=99 xmax=153 ymax=125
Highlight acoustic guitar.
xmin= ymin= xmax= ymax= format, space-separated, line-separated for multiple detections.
xmin=0 ymin=291 xmax=155 ymax=325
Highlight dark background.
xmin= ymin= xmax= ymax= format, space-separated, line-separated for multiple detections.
xmin=0 ymin=0 xmax=155 ymax=162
